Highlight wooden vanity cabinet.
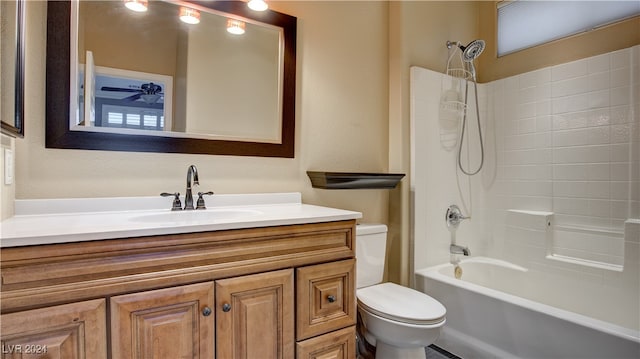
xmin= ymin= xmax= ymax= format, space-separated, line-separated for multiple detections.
xmin=0 ymin=220 xmax=357 ymax=359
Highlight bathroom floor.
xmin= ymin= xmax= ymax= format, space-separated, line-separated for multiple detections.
xmin=357 ymin=335 xmax=461 ymax=359
xmin=426 ymin=344 xmax=463 ymax=359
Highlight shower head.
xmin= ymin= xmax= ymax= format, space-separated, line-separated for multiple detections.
xmin=459 ymin=39 xmax=485 ymax=62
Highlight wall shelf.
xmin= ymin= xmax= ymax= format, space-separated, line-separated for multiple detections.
xmin=306 ymin=171 xmax=405 ymax=189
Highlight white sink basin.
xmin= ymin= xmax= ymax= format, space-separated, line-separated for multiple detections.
xmin=131 ymin=208 xmax=263 ymax=224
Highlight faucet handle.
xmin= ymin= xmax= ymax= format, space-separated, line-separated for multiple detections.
xmin=446 ymin=204 xmax=469 ymax=229
xmin=161 ymin=192 xmax=182 ymax=211
xmin=196 ymin=191 xmax=214 ymax=210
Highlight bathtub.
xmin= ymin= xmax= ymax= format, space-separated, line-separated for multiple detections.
xmin=415 ymin=257 xmax=640 ymax=359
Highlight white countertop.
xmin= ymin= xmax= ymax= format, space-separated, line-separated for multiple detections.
xmin=0 ymin=193 xmax=362 ymax=247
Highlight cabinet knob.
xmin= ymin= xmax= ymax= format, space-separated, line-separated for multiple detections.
xmin=202 ymin=307 xmax=212 ymax=317
xmin=327 ymin=295 xmax=336 ymax=303
xmin=222 ymin=303 xmax=232 ymax=312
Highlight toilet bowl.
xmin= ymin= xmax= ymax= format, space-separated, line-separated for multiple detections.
xmin=356 ymin=224 xmax=446 ymax=359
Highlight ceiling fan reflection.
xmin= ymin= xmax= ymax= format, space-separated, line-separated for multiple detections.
xmin=100 ymin=82 xmax=163 ymax=104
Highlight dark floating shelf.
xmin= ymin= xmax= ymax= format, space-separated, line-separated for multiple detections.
xmin=307 ymin=171 xmax=406 ymax=189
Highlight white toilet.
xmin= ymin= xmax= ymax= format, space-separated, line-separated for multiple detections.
xmin=356 ymin=224 xmax=446 ymax=359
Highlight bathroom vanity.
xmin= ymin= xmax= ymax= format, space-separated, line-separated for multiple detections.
xmin=0 ymin=193 xmax=360 ymax=359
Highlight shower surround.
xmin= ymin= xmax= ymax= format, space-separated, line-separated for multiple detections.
xmin=411 ymin=45 xmax=639 ymax=356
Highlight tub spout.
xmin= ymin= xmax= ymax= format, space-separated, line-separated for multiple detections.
xmin=450 ymin=244 xmax=470 ymax=256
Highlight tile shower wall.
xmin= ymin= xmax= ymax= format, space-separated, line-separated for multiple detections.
xmin=489 ymin=45 xmax=639 ymax=266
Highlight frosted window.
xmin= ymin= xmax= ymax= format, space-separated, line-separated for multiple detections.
xmin=497 ymin=1 xmax=640 ymax=56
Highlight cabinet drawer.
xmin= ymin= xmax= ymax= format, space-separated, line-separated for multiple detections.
xmin=296 ymin=326 xmax=356 ymax=359
xmin=296 ymin=259 xmax=356 ymax=340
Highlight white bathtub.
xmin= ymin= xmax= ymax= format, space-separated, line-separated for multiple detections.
xmin=415 ymin=257 xmax=640 ymax=359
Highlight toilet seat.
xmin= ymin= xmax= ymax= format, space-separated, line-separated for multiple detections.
xmin=357 ymin=282 xmax=446 ymax=325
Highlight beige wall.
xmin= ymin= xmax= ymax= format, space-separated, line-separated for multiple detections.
xmin=1 ymin=134 xmax=15 ymax=220
xmin=14 ymin=1 xmax=390 ymax=224
xmin=79 ymin=1 xmax=179 ymax=76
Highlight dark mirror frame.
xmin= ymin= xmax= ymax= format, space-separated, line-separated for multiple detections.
xmin=46 ymin=1 xmax=296 ymax=157
xmin=1 ymin=0 xmax=25 ymax=138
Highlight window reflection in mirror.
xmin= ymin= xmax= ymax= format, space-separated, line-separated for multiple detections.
xmin=78 ymin=65 xmax=172 ymax=132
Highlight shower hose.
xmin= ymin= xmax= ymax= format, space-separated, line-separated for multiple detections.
xmin=458 ymin=79 xmax=484 ymax=176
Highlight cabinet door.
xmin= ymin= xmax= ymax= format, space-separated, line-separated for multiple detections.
xmin=0 ymin=299 xmax=107 ymax=359
xmin=111 ymin=281 xmax=214 ymax=359
xmin=296 ymin=326 xmax=356 ymax=359
xmin=216 ymin=269 xmax=294 ymax=359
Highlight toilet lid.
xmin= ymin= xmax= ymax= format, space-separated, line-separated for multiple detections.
xmin=357 ymin=282 xmax=446 ymax=325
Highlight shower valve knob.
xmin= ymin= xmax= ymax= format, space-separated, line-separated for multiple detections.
xmin=446 ymin=204 xmax=469 ymax=229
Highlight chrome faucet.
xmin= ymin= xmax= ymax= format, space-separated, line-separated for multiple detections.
xmin=161 ymin=165 xmax=213 ymax=211
xmin=184 ymin=165 xmax=199 ymax=210
xmin=450 ymin=244 xmax=470 ymax=256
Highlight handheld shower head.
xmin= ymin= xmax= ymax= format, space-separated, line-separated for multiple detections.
xmin=443 ymin=40 xmax=486 ymax=176
xmin=459 ymin=39 xmax=485 ymax=62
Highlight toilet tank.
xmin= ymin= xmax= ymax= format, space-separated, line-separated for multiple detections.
xmin=355 ymin=224 xmax=388 ymax=288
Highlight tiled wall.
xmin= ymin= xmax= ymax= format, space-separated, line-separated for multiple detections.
xmin=489 ymin=45 xmax=639 ymax=266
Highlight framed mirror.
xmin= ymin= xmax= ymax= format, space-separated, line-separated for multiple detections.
xmin=46 ymin=1 xmax=296 ymax=157
xmin=1 ymin=0 xmax=25 ymax=138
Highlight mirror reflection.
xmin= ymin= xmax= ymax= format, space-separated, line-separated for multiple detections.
xmin=1 ymin=0 xmax=24 ymax=137
xmin=76 ymin=0 xmax=283 ymax=143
